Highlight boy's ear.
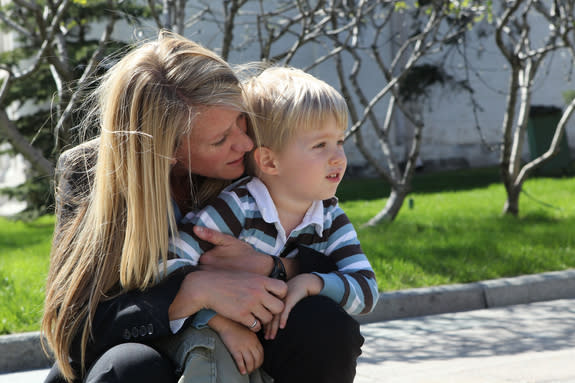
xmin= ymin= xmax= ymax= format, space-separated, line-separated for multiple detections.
xmin=253 ymin=147 xmax=279 ymax=175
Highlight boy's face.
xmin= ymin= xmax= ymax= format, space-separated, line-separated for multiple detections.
xmin=272 ymin=116 xmax=347 ymax=203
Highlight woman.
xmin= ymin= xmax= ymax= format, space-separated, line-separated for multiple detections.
xmin=42 ymin=31 xmax=363 ymax=383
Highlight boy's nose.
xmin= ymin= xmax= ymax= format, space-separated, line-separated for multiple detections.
xmin=330 ymin=148 xmax=347 ymax=165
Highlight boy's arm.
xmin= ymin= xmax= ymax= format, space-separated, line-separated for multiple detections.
xmin=312 ymin=206 xmax=380 ymax=315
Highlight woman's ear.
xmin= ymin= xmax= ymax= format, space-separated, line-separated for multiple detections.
xmin=253 ymin=147 xmax=279 ymax=175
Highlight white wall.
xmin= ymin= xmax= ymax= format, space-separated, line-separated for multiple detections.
xmin=0 ymin=144 xmax=27 ymax=216
xmin=417 ymin=16 xmax=575 ymax=171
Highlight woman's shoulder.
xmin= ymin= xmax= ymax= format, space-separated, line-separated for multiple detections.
xmin=55 ymin=137 xmax=101 ymax=227
xmin=58 ymin=138 xmax=100 ymax=169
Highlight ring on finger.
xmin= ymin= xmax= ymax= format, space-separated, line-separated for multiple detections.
xmin=249 ymin=319 xmax=258 ymax=329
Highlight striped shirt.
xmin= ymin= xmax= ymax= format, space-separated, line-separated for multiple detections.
xmin=170 ymin=176 xmax=379 ymax=315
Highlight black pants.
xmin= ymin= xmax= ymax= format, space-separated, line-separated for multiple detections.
xmin=44 ymin=342 xmax=177 ymax=383
xmin=261 ymin=295 xmax=364 ymax=383
xmin=45 ymin=296 xmax=363 ymax=383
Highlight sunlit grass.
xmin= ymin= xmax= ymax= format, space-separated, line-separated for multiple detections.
xmin=0 ymin=215 xmax=53 ymax=334
xmin=339 ymin=174 xmax=575 ymax=291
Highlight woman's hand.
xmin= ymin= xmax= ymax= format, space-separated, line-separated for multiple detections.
xmin=194 ymin=226 xmax=268 ymax=274
xmin=193 ymin=226 xmax=298 ymax=278
xmin=168 ymin=269 xmax=287 ymax=329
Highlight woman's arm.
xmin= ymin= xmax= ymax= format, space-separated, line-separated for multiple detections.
xmin=192 ymin=226 xmax=338 ymax=278
xmin=170 ymin=268 xmax=286 ymax=326
xmin=70 ymin=270 xmax=187 ymax=369
xmin=71 ymin=267 xmax=286 ymax=369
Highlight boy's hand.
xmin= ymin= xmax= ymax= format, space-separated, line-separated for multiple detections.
xmin=210 ymin=315 xmax=264 ymax=375
xmin=264 ymin=273 xmax=323 ymax=340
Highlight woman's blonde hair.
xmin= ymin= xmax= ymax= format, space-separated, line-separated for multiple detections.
xmin=243 ymin=66 xmax=348 ymax=161
xmin=42 ymin=31 xmax=244 ymax=382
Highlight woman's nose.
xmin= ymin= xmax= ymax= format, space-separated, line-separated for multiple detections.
xmin=233 ymin=127 xmax=254 ymax=152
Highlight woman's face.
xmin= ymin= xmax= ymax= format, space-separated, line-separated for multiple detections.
xmin=174 ymin=106 xmax=254 ymax=180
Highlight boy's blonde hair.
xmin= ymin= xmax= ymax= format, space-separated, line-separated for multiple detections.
xmin=243 ymin=66 xmax=348 ymax=157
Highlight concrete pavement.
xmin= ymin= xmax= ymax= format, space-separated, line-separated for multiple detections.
xmin=2 ymin=298 xmax=575 ymax=382
xmin=357 ymin=298 xmax=575 ymax=382
xmin=1 ymin=269 xmax=575 ymax=382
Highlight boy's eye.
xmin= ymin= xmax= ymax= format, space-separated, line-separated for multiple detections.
xmin=337 ymin=140 xmax=345 ymax=146
xmin=313 ymin=142 xmax=326 ymax=149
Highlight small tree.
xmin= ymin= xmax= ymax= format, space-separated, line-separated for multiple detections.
xmin=0 ymin=0 xmax=148 ymax=217
xmin=494 ymin=0 xmax=575 ymax=216
xmin=326 ymin=0 xmax=488 ymax=224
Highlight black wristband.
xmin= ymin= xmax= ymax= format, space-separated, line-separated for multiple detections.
xmin=268 ymin=255 xmax=287 ymax=281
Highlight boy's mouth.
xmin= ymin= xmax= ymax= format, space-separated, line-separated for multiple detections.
xmin=327 ymin=172 xmax=341 ymax=181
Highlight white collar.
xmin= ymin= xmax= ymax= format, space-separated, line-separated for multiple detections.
xmin=246 ymin=177 xmax=325 ymax=237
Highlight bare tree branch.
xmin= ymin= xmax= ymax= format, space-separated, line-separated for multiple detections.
xmin=53 ymin=1 xmax=118 ymax=149
xmin=0 ymin=109 xmax=54 ymax=176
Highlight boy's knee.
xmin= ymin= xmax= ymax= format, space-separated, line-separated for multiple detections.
xmin=286 ymin=296 xmax=363 ymax=354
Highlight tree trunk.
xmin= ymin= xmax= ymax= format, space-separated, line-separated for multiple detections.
xmin=0 ymin=109 xmax=54 ymax=177
xmin=502 ymin=183 xmax=521 ymax=216
xmin=363 ymin=186 xmax=408 ymax=227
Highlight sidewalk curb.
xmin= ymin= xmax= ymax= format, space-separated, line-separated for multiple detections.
xmin=0 ymin=332 xmax=51 ymax=373
xmin=2 ymin=269 xmax=575 ymax=373
xmin=356 ymin=268 xmax=575 ymax=324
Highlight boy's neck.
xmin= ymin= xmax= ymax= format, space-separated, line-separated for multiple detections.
xmin=259 ymin=176 xmax=312 ymax=237
xmin=277 ymin=208 xmax=308 ymax=238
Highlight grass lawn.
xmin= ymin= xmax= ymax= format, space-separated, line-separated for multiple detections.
xmin=0 ymin=215 xmax=53 ymax=335
xmin=338 ymin=168 xmax=575 ymax=291
xmin=0 ymin=167 xmax=574 ymax=334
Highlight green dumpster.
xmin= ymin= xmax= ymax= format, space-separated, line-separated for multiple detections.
xmin=527 ymin=105 xmax=572 ymax=176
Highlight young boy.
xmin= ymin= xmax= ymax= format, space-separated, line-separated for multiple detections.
xmin=166 ymin=66 xmax=379 ymax=380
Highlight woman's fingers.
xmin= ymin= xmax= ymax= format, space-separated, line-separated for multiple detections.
xmin=179 ymin=269 xmax=287 ymax=325
xmin=246 ymin=317 xmax=262 ymax=333
xmin=194 ymin=226 xmax=268 ymax=274
xmin=193 ymin=225 xmax=232 ymax=246
xmin=264 ymin=277 xmax=288 ymax=300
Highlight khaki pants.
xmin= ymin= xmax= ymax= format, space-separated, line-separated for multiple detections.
xmin=154 ymin=327 xmax=273 ymax=383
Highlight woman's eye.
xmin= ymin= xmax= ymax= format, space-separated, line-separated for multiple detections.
xmin=237 ymin=114 xmax=247 ymax=132
xmin=213 ymin=135 xmax=227 ymax=146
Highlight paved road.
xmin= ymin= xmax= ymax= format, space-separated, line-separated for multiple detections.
xmin=2 ymin=298 xmax=575 ymax=382
xmin=357 ymin=298 xmax=575 ymax=382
